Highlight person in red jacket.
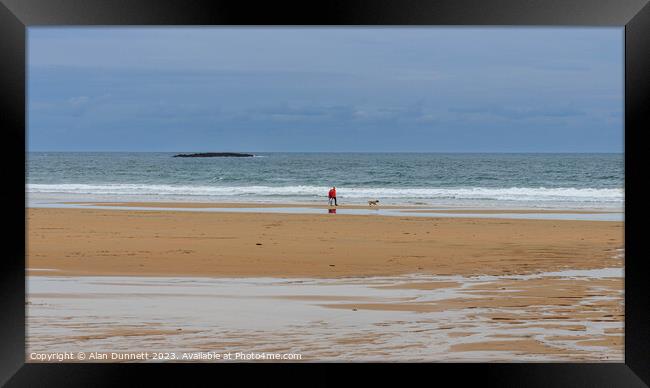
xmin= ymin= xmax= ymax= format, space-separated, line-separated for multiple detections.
xmin=328 ymin=186 xmax=338 ymax=206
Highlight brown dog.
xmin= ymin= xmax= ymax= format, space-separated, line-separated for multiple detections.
xmin=368 ymin=200 xmax=380 ymax=206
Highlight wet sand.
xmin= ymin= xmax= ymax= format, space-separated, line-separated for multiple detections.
xmin=66 ymin=201 xmax=422 ymax=210
xmin=27 ymin=270 xmax=623 ymax=362
xmin=401 ymin=209 xmax=618 ymax=214
xmin=68 ymin=201 xmax=616 ymax=213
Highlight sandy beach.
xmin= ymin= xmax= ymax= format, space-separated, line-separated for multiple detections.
xmin=27 ymin=205 xmax=623 ymax=278
xmin=26 ymin=204 xmax=624 ymax=361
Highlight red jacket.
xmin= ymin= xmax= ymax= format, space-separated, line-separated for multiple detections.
xmin=328 ymin=189 xmax=336 ymax=198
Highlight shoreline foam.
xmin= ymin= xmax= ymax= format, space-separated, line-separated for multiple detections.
xmin=27 ymin=183 xmax=624 ymax=204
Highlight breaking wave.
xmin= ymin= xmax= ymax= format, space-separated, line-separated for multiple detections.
xmin=27 ymin=184 xmax=623 ymax=203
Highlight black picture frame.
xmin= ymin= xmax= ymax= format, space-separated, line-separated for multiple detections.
xmin=2 ymin=0 xmax=649 ymax=386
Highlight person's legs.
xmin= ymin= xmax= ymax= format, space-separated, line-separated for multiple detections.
xmin=334 ymin=197 xmax=338 ymax=206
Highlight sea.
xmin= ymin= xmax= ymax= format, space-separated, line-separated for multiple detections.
xmin=26 ymin=152 xmax=624 ymax=210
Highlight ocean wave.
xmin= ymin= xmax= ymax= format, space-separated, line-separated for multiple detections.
xmin=26 ymin=184 xmax=624 ymax=202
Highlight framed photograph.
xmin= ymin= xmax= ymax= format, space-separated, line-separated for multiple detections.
xmin=2 ymin=0 xmax=649 ymax=386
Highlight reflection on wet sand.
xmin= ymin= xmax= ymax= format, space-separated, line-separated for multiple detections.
xmin=27 ymin=266 xmax=623 ymax=362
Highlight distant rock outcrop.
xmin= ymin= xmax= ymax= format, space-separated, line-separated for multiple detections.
xmin=173 ymin=152 xmax=255 ymax=158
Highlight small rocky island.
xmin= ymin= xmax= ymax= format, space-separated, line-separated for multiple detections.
xmin=173 ymin=152 xmax=255 ymax=158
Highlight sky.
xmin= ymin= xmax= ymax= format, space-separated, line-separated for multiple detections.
xmin=28 ymin=27 xmax=623 ymax=152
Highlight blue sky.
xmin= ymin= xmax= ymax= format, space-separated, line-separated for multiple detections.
xmin=28 ymin=27 xmax=623 ymax=152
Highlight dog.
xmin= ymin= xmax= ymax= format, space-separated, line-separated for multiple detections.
xmin=368 ymin=200 xmax=380 ymax=207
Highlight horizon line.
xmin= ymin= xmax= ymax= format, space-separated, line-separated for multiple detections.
xmin=26 ymin=150 xmax=624 ymax=154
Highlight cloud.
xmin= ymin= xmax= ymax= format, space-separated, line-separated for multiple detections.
xmin=449 ymin=105 xmax=584 ymax=120
xmin=65 ymin=94 xmax=112 ymax=117
xmin=241 ymin=102 xmax=438 ymax=125
xmin=68 ymin=96 xmax=89 ymax=106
